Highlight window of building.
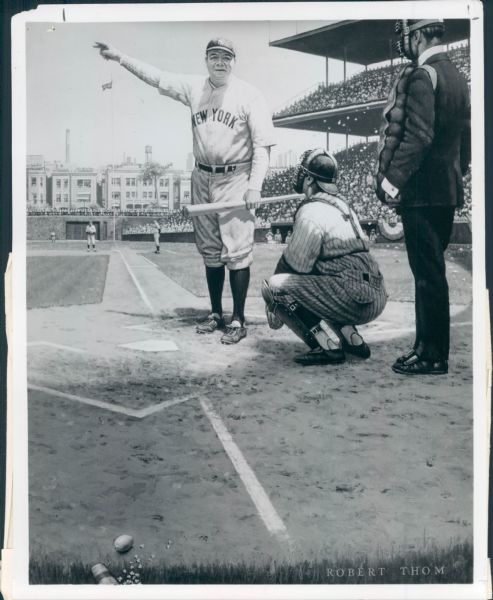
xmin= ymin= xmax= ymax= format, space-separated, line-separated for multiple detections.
xmin=131 ymin=191 xmax=136 ymax=198
xmin=142 ymin=192 xmax=147 ymax=199
xmin=84 ymin=179 xmax=91 ymax=187
xmin=64 ymin=179 xmax=68 ymax=188
xmin=184 ymin=192 xmax=190 ymax=199
xmin=56 ymin=179 xmax=61 ymax=188
xmin=159 ymin=179 xmax=164 ymax=186
xmin=111 ymin=178 xmax=121 ymax=186
xmin=32 ymin=193 xmax=37 ymax=201
xmin=40 ymin=179 xmax=43 ymax=187
xmin=63 ymin=194 xmax=68 ymax=202
xmin=125 ymin=178 xmax=136 ymax=187
xmin=126 ymin=192 xmax=130 ymax=198
xmin=111 ymin=192 xmax=120 ymax=199
xmin=40 ymin=193 xmax=44 ymax=201
xmin=160 ymin=193 xmax=168 ymax=200
xmin=56 ymin=194 xmax=62 ymax=203
xmin=31 ymin=177 xmax=36 ymax=186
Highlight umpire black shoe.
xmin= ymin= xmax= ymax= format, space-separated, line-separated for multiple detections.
xmin=392 ymin=353 xmax=448 ymax=375
xmin=394 ymin=348 xmax=417 ymax=365
xmin=294 ymin=347 xmax=345 ymax=366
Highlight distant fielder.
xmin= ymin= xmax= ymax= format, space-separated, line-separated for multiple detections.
xmin=262 ymin=149 xmax=387 ymax=366
xmin=94 ymin=37 xmax=276 ymax=344
xmin=152 ymin=220 xmax=161 ymax=254
xmin=86 ymin=221 xmax=96 ymax=252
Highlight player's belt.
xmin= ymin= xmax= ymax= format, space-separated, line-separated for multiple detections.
xmin=196 ymin=162 xmax=239 ymax=174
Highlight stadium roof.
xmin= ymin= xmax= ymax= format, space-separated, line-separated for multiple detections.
xmin=269 ymin=20 xmax=470 ymax=66
xmin=273 ymin=100 xmax=386 ymax=137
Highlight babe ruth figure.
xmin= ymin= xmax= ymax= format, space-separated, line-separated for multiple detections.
xmin=152 ymin=220 xmax=161 ymax=254
xmin=94 ymin=38 xmax=276 ymax=344
xmin=376 ymin=20 xmax=470 ymax=375
xmin=86 ymin=221 xmax=97 ymax=252
xmin=262 ymin=149 xmax=387 ymax=366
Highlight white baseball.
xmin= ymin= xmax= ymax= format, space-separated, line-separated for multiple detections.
xmin=114 ymin=534 xmax=134 ymax=553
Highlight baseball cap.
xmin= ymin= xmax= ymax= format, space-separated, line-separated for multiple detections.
xmin=206 ymin=38 xmax=236 ymax=58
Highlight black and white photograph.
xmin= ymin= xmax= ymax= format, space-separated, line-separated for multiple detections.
xmin=5 ymin=2 xmax=489 ymax=599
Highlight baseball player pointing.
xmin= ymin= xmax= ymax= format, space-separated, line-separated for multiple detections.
xmin=94 ymin=38 xmax=276 ymax=344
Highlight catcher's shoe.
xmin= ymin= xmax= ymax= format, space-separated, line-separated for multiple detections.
xmin=221 ymin=320 xmax=247 ymax=344
xmin=341 ymin=328 xmax=371 ymax=359
xmin=196 ymin=313 xmax=225 ymax=334
xmin=294 ymin=347 xmax=345 ymax=366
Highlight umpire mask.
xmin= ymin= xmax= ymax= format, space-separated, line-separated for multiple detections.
xmin=395 ymin=19 xmax=445 ymax=60
xmin=292 ymin=149 xmax=338 ymax=194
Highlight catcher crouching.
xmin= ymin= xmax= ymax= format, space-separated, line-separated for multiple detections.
xmin=262 ymin=149 xmax=388 ymax=366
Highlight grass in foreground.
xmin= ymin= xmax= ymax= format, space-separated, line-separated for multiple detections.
xmin=30 ymin=540 xmax=472 ymax=585
xmin=27 ymin=255 xmax=109 ymax=309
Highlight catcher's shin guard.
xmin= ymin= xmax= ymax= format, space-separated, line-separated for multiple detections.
xmin=261 ymin=280 xmax=318 ymax=349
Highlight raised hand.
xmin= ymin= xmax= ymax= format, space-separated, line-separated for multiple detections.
xmin=93 ymin=42 xmax=121 ymax=62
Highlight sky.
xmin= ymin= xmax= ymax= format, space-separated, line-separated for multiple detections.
xmin=26 ymin=20 xmax=366 ymax=170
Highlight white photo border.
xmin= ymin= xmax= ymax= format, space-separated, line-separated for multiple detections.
xmin=7 ymin=2 xmax=488 ymax=599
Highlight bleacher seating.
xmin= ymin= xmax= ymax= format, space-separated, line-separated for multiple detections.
xmin=274 ymin=43 xmax=470 ymax=118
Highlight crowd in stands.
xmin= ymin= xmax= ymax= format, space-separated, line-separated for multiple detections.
xmin=123 ymin=210 xmax=194 ymax=234
xmin=274 ymin=43 xmax=470 ymax=118
xmin=259 ymin=140 xmax=472 ymax=223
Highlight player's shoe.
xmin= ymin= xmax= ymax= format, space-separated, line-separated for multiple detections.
xmin=220 ymin=320 xmax=247 ymax=344
xmin=196 ymin=313 xmax=225 ymax=334
xmin=341 ymin=328 xmax=371 ymax=359
xmin=294 ymin=347 xmax=345 ymax=366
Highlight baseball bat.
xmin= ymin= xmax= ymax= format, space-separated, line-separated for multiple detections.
xmin=184 ymin=193 xmax=304 ymax=217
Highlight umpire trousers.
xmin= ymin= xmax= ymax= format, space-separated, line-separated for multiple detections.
xmin=401 ymin=206 xmax=455 ymax=362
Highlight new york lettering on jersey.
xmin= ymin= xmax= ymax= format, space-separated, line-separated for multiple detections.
xmin=191 ymin=108 xmax=238 ymax=129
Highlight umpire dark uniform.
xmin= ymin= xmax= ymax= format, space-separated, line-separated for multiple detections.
xmin=376 ymin=19 xmax=471 ymax=375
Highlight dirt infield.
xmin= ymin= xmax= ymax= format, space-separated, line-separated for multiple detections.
xmin=27 ymin=241 xmax=473 ymax=582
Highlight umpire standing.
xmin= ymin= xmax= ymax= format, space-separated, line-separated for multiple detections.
xmin=376 ymin=19 xmax=471 ymax=375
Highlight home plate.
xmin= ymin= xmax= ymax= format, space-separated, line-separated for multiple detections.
xmin=119 ymin=339 xmax=178 ymax=352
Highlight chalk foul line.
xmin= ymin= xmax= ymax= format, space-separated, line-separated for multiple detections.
xmin=116 ymin=249 xmax=155 ymax=315
xmin=28 ymin=383 xmax=195 ymax=419
xmin=199 ymin=396 xmax=293 ymax=550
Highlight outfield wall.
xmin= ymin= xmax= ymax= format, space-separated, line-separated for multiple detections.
xmin=26 ymin=216 xmax=472 ymax=244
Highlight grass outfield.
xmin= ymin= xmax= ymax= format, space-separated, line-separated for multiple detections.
xmin=30 ymin=540 xmax=472 ymax=584
xmin=142 ymin=243 xmax=472 ymax=305
xmin=27 ymin=255 xmax=109 ymax=309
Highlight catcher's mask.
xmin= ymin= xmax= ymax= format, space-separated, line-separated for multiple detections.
xmin=292 ymin=148 xmax=338 ymax=194
xmin=395 ymin=19 xmax=445 ymax=60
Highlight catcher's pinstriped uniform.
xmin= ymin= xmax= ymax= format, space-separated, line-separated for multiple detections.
xmin=269 ymin=193 xmax=387 ymax=326
xmin=157 ymin=72 xmax=276 ymax=269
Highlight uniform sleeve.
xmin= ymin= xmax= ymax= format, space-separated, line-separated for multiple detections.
xmin=283 ymin=217 xmax=322 ymax=274
xmin=385 ymin=69 xmax=435 ymax=191
xmin=247 ymin=92 xmax=277 ymax=149
xmin=158 ymin=72 xmax=201 ymax=107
